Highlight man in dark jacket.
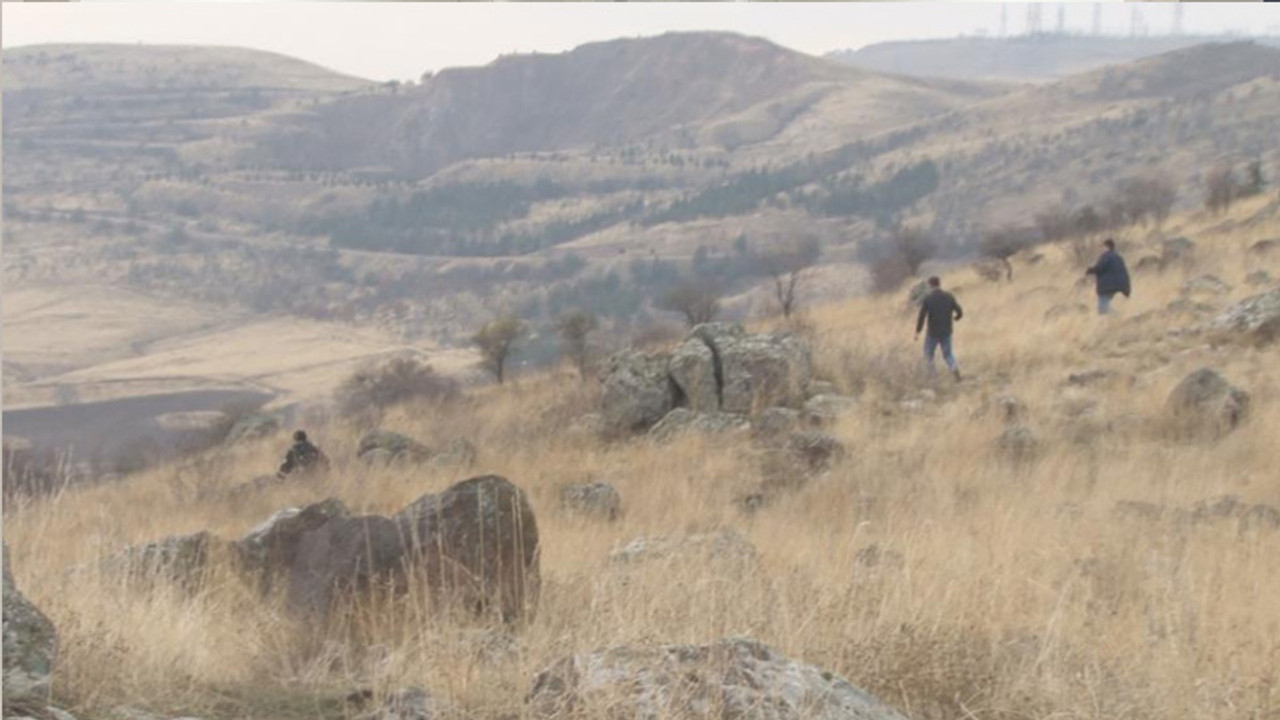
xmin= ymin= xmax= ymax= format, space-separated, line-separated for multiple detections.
xmin=1085 ymin=238 xmax=1131 ymax=315
xmin=278 ymin=430 xmax=329 ymax=478
xmin=915 ymin=276 xmax=964 ymax=381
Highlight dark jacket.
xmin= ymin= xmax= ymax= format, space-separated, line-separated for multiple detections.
xmin=916 ymin=288 xmax=963 ymax=339
xmin=1086 ymin=249 xmax=1131 ymax=297
xmin=279 ymin=440 xmax=328 ymax=476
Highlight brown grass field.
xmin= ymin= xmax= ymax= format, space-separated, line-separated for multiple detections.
xmin=4 ymin=194 xmax=1280 ymax=720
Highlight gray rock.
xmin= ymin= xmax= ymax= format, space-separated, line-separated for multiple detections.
xmin=752 ymin=407 xmax=802 ymax=443
xmin=803 ymin=394 xmax=856 ymax=427
xmin=234 ymin=498 xmax=351 ymax=596
xmin=668 ymin=336 xmax=720 ymax=412
xmin=3 ymin=546 xmax=58 ymax=719
xmin=599 ymin=351 xmax=677 ymax=437
xmin=358 ymin=688 xmax=456 ymax=720
xmin=716 ymin=332 xmax=812 ymax=414
xmin=1181 ymin=274 xmax=1232 ymax=297
xmin=559 ymin=482 xmax=622 ymax=522
xmin=1211 ymin=287 xmax=1280 ymax=346
xmin=357 ymin=430 xmax=433 ymax=464
xmin=610 ymin=529 xmax=758 ymax=568
xmin=648 ymin=408 xmax=750 ymax=443
xmin=103 ymin=531 xmax=228 ymax=593
xmin=995 ymin=425 xmax=1039 ymax=461
xmin=994 ymin=395 xmax=1025 ymax=424
xmin=1165 ymin=368 xmax=1250 ymax=438
xmin=1066 ymin=369 xmax=1113 ymax=387
xmin=1249 ymin=239 xmax=1278 ymax=256
xmin=224 ymin=414 xmax=279 ymax=445
xmin=528 ymin=637 xmax=911 ymax=720
xmin=1246 ymin=270 xmax=1274 ymax=287
xmin=288 ymin=476 xmax=540 ymax=623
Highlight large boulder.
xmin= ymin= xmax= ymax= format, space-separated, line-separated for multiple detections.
xmin=668 ymin=335 xmax=721 ymax=412
xmin=527 ymin=637 xmax=910 ymax=720
xmin=1165 ymin=368 xmax=1250 ymax=438
xmin=1210 ymin=287 xmax=1280 ymax=346
xmin=234 ymin=498 xmax=351 ymax=595
xmin=287 ymin=475 xmax=540 ymax=623
xmin=3 ymin=546 xmax=58 ymax=718
xmin=358 ymin=430 xmax=434 ymax=464
xmin=600 ymin=351 xmax=678 ymax=437
xmin=714 ymin=332 xmax=811 ymax=415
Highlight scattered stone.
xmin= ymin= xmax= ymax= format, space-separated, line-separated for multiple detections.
xmin=527 ymin=637 xmax=911 ymax=720
xmin=1210 ymin=287 xmax=1280 ymax=346
xmin=610 ymin=529 xmax=757 ymax=568
xmin=802 ymin=394 xmax=856 ymax=427
xmin=3 ymin=546 xmax=58 ymax=719
xmin=1248 ymin=239 xmax=1278 ymax=256
xmin=1246 ymin=270 xmax=1274 ymax=287
xmin=559 ymin=482 xmax=622 ymax=522
xmin=357 ymin=688 xmax=456 ymax=720
xmin=429 ymin=438 xmax=477 ymax=469
xmin=648 ymin=409 xmax=750 ymax=443
xmin=357 ymin=430 xmax=433 ymax=465
xmin=854 ymin=543 xmax=905 ymax=570
xmin=224 ymin=414 xmax=279 ymax=445
xmin=995 ymin=425 xmax=1039 ymax=461
xmin=994 ymin=394 xmax=1025 ymax=424
xmin=599 ymin=351 xmax=677 ymax=437
xmin=1066 ymin=369 xmax=1113 ymax=387
xmin=1165 ymin=368 xmax=1250 ymax=438
xmin=1181 ymin=274 xmax=1232 ymax=297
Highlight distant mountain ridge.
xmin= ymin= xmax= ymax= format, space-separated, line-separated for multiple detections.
xmin=829 ymin=35 xmax=1280 ymax=83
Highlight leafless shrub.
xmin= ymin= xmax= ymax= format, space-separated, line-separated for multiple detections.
xmin=336 ymin=356 xmax=460 ymax=418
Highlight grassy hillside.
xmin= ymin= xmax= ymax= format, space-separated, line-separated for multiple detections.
xmin=5 ymin=194 xmax=1279 ymax=720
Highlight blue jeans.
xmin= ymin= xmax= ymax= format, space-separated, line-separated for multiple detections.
xmin=924 ymin=334 xmax=957 ymax=374
xmin=1098 ymin=293 xmax=1114 ymax=315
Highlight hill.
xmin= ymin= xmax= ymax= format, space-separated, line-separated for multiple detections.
xmin=829 ymin=35 xmax=1280 ymax=83
xmin=5 ymin=193 xmax=1279 ymax=720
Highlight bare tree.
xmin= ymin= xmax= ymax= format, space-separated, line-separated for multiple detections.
xmin=1205 ymin=165 xmax=1239 ymax=215
xmin=336 ymin=357 xmax=459 ymax=418
xmin=472 ymin=315 xmax=526 ymax=384
xmin=980 ymin=225 xmax=1033 ymax=281
xmin=756 ymin=236 xmax=822 ymax=318
xmin=555 ymin=310 xmax=598 ymax=379
xmin=661 ymin=280 xmax=721 ymax=327
xmin=890 ymin=224 xmax=937 ymax=276
xmin=1116 ymin=175 xmax=1177 ymax=226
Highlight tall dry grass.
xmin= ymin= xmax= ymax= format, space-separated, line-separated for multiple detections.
xmin=4 ymin=195 xmax=1280 ymax=720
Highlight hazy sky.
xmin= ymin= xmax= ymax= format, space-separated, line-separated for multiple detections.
xmin=4 ymin=3 xmax=1277 ymax=82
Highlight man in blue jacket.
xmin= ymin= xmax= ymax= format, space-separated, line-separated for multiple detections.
xmin=915 ymin=276 xmax=963 ymax=381
xmin=1085 ymin=238 xmax=1131 ymax=315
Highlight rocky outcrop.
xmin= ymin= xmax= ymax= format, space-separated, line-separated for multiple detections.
xmin=599 ymin=324 xmax=812 ymax=437
xmin=600 ymin=351 xmax=678 ymax=437
xmin=648 ymin=409 xmax=750 ymax=443
xmin=528 ymin=637 xmax=911 ymax=720
xmin=559 ymin=482 xmax=622 ymax=522
xmin=1165 ymin=368 xmax=1250 ymax=439
xmin=3 ymin=546 xmax=58 ymax=719
xmin=288 ymin=475 xmax=539 ymax=623
xmin=1211 ymin=287 xmax=1280 ymax=346
xmin=358 ymin=430 xmax=434 ymax=465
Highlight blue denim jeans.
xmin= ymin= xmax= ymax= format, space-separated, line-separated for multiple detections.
xmin=1098 ymin=293 xmax=1115 ymax=315
xmin=924 ymin=334 xmax=957 ymax=373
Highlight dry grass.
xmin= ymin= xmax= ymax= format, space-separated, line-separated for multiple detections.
xmin=5 ymin=196 xmax=1280 ymax=720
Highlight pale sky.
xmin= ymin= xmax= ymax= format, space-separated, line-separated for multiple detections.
xmin=4 ymin=3 xmax=1277 ymax=82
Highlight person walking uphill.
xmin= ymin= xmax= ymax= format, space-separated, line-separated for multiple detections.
xmin=1085 ymin=238 xmax=1131 ymax=315
xmin=278 ymin=430 xmax=329 ymax=478
xmin=915 ymin=276 xmax=963 ymax=381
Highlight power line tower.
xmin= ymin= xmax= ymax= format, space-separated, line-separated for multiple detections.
xmin=1027 ymin=4 xmax=1043 ymax=37
xmin=1173 ymin=4 xmax=1185 ymax=37
xmin=1092 ymin=3 xmax=1103 ymax=36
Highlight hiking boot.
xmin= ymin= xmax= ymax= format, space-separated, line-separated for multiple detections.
xmin=952 ymin=368 xmax=962 ymax=382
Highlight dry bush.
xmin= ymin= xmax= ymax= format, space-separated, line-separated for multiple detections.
xmin=335 ymin=356 xmax=460 ymax=421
